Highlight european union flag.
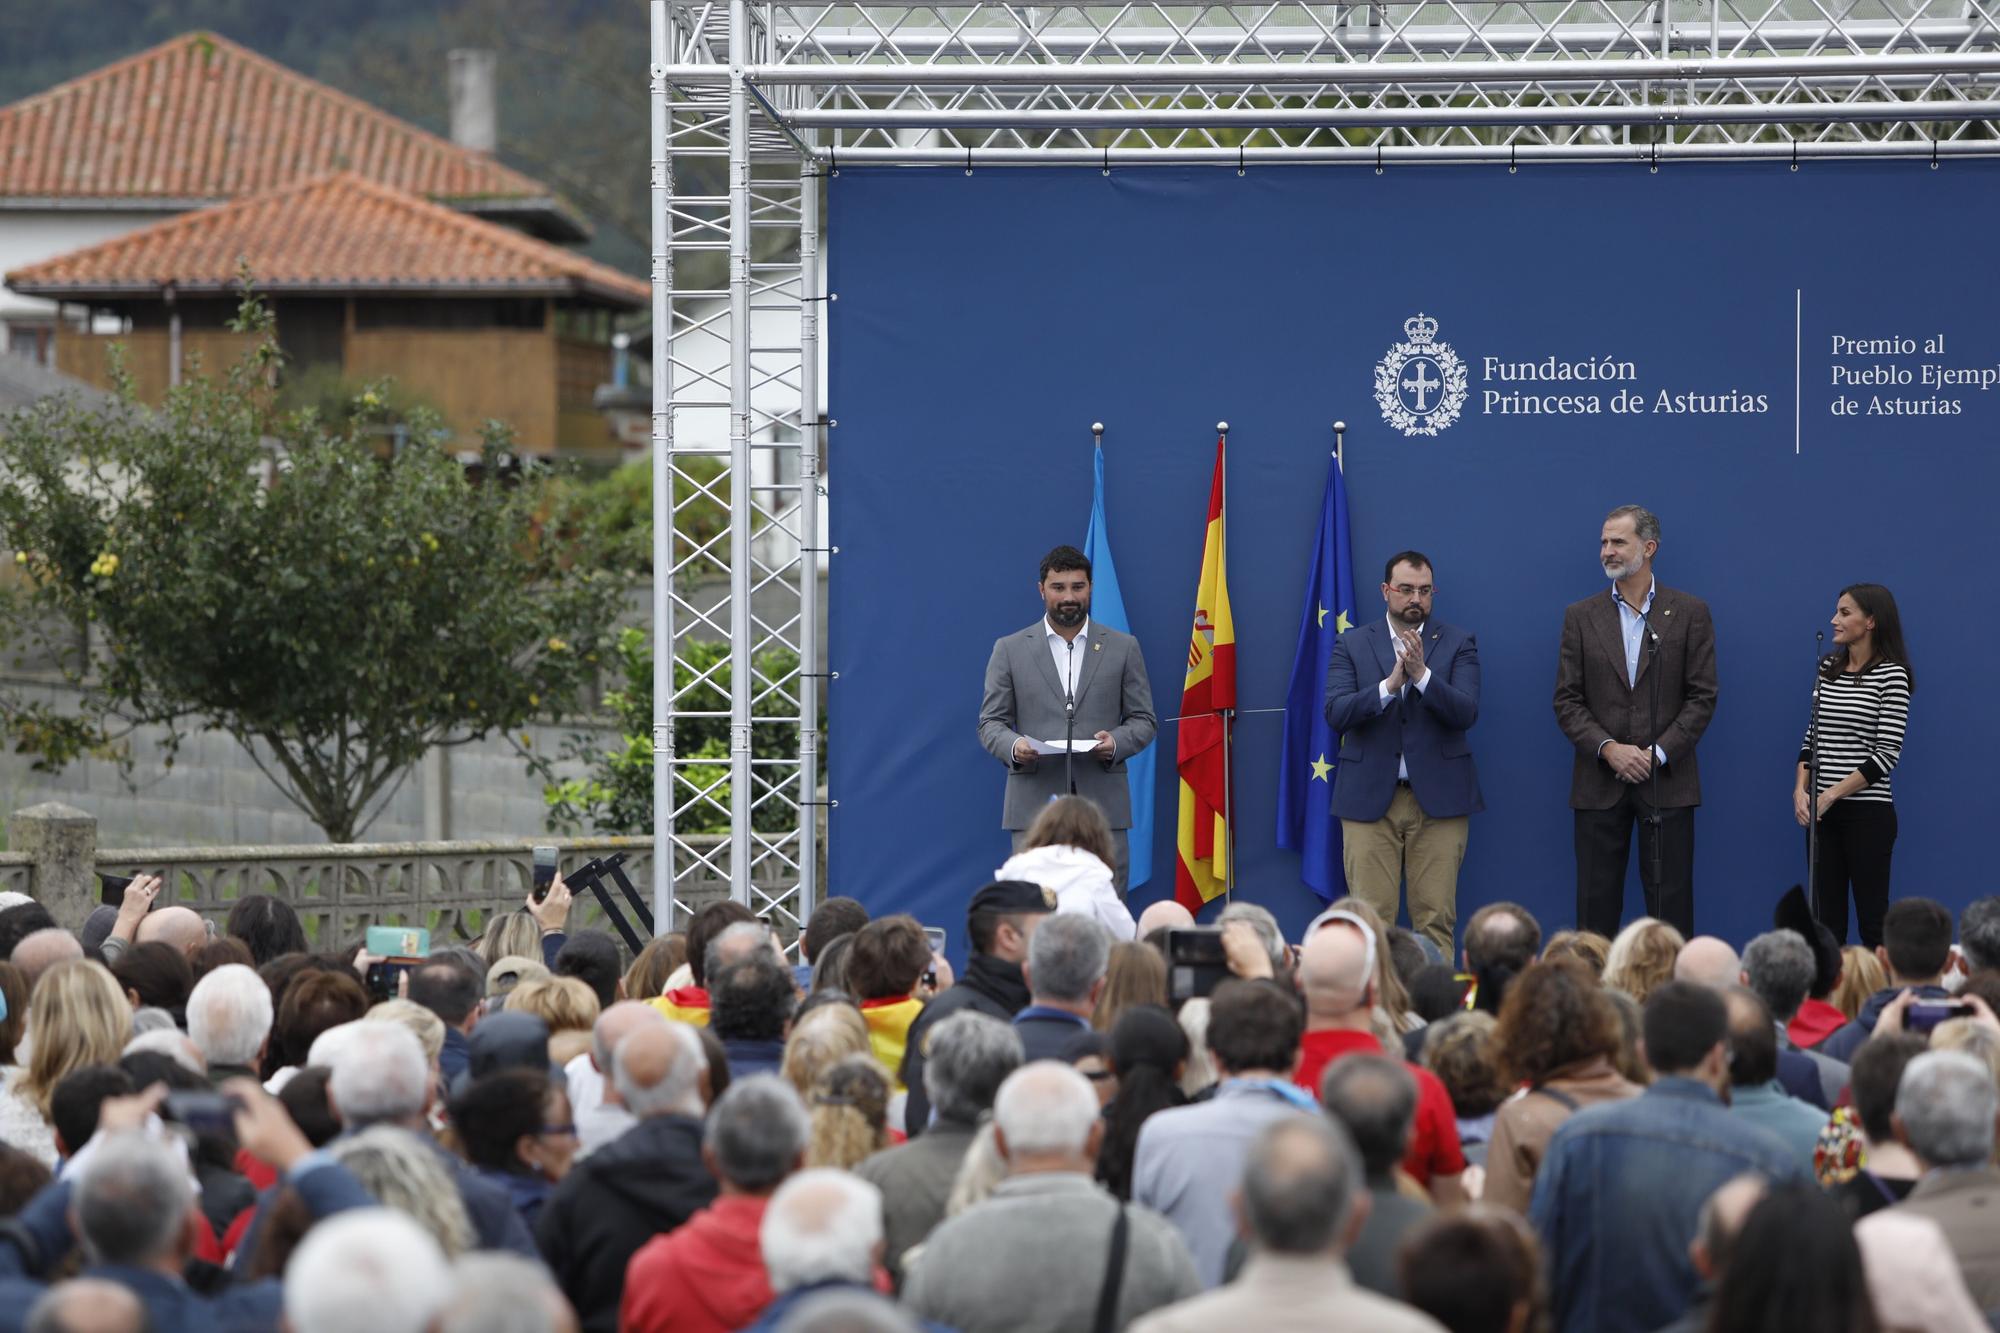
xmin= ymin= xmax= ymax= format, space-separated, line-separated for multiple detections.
xmin=1277 ymin=451 xmax=1356 ymax=901
xmin=1084 ymin=441 xmax=1154 ymax=891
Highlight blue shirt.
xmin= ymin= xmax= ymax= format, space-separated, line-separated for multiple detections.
xmin=1530 ymin=1077 xmax=1810 ymax=1333
xmin=1606 ymin=581 xmax=1667 ymax=766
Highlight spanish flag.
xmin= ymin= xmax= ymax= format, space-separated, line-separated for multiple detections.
xmin=1176 ymin=434 xmax=1236 ymax=911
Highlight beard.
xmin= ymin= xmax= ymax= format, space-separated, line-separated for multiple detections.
xmin=1050 ymin=601 xmax=1087 ymax=628
xmin=1603 ymin=556 xmax=1638 ymax=581
xmin=1393 ymin=603 xmax=1426 ymax=626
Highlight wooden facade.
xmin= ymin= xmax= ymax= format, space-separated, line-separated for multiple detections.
xmin=54 ymin=295 xmax=622 ymax=457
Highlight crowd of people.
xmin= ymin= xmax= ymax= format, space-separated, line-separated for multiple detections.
xmin=0 ymin=844 xmax=1996 ymax=1333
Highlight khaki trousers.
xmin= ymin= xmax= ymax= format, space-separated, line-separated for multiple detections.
xmin=1341 ymin=785 xmax=1468 ymax=954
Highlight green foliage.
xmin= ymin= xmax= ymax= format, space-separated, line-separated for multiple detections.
xmin=274 ymin=362 xmax=438 ymax=439
xmin=541 ymin=456 xmax=729 ymax=580
xmin=542 ymin=629 xmax=822 ymax=836
xmin=0 ymin=290 xmax=630 ymax=842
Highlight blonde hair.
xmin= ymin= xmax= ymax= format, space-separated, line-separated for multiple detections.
xmin=944 ymin=1120 xmax=1006 ymax=1218
xmin=364 ymin=998 xmax=447 ymax=1067
xmin=331 ymin=1126 xmax=476 ymax=1256
xmin=1092 ymin=942 xmax=1167 ymax=1033
xmin=24 ymin=961 xmax=131 ymax=1117
xmin=1542 ymin=929 xmax=1612 ymax=979
xmin=781 ymin=1004 xmax=870 ymax=1102
xmin=1932 ymin=1021 xmax=2000 ymax=1087
xmin=806 ymin=1054 xmax=890 ymax=1170
xmin=1603 ymin=918 xmax=1686 ymax=1005
xmin=479 ymin=911 xmax=544 ymax=969
xmin=625 ymin=934 xmax=687 ymax=1001
xmin=1176 ymin=997 xmax=1218 ymax=1098
xmin=507 ymin=976 xmax=601 ymax=1034
xmin=1833 ymin=946 xmax=1887 ymax=1020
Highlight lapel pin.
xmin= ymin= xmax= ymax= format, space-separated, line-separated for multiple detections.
xmin=1663 ymin=609 xmax=1673 ymax=617
xmin=1093 ymin=643 xmax=1101 ymax=651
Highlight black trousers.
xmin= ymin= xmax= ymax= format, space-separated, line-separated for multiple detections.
xmin=1575 ymin=788 xmax=1695 ymax=937
xmin=1810 ymin=800 xmax=1897 ymax=947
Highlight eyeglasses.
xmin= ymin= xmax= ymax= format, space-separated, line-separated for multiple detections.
xmin=539 ymin=1123 xmax=578 ymax=1137
xmin=1389 ymin=584 xmax=1434 ymax=598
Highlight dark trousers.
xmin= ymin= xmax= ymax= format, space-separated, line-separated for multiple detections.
xmin=1575 ymin=788 xmax=1695 ymax=937
xmin=1810 ymin=800 xmax=1897 ymax=947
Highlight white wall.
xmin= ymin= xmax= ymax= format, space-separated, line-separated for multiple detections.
xmin=0 ymin=209 xmax=183 ymax=348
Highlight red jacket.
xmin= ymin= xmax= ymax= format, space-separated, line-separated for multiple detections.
xmin=620 ymin=1195 xmax=772 ymax=1333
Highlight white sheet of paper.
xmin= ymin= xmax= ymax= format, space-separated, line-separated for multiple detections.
xmin=1028 ymin=737 xmax=1099 ymax=755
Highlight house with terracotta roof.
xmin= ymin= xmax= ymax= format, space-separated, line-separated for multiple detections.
xmin=6 ymin=171 xmax=647 ymax=453
xmin=0 ymin=32 xmax=590 ymax=355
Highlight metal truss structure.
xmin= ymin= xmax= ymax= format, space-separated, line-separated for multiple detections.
xmin=647 ymin=0 xmax=2000 ymax=929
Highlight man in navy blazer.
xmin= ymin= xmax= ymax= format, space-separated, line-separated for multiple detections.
xmin=1324 ymin=550 xmax=1483 ymax=953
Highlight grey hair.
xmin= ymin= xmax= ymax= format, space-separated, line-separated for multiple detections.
xmin=705 ymin=920 xmax=776 ymax=984
xmin=1740 ymin=931 xmax=1815 ymax=1023
xmin=331 ymin=1126 xmax=477 ymax=1257
xmin=992 ymin=1061 xmax=1099 ymax=1157
xmin=438 ymin=1253 xmax=570 ymax=1333
xmin=1960 ymin=898 xmax=2000 ymax=974
xmin=186 ymin=963 xmax=275 ymax=1066
xmin=772 ymin=1289 xmax=919 ymax=1333
xmin=74 ymin=1131 xmax=193 ymax=1266
xmin=943 ymin=1120 xmax=1005 ymax=1218
xmin=1898 ymin=1049 xmax=1999 ymax=1168
xmin=923 ymin=1011 xmax=1024 ymax=1125
xmin=1240 ymin=1114 xmax=1364 ymax=1255
xmin=1605 ymin=504 xmax=1661 ymax=545
xmin=1320 ymin=1054 xmax=1418 ymax=1179
xmin=328 ymin=1021 xmax=430 ymax=1126
xmin=614 ymin=1020 xmax=707 ymax=1118
xmin=284 ymin=1208 xmax=453 ymax=1333
xmin=130 ymin=1006 xmax=181 ymax=1038
xmin=123 ymin=1027 xmax=205 ymax=1073
xmin=761 ymin=1168 xmax=884 ymax=1293
xmin=1026 ymin=914 xmax=1110 ymax=1004
xmin=707 ymin=1075 xmax=810 ymax=1190
xmin=1217 ymin=902 xmax=1287 ymax=973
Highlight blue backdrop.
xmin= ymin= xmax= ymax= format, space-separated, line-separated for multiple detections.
xmin=827 ymin=162 xmax=2000 ymax=954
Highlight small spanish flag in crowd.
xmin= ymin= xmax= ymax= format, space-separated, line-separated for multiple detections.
xmin=1175 ymin=433 xmax=1236 ymax=911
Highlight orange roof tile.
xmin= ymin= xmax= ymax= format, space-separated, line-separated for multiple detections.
xmin=0 ymin=32 xmax=585 ymax=238
xmin=4 ymin=172 xmax=649 ymax=307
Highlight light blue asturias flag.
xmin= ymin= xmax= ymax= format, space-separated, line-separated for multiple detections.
xmin=1276 ymin=450 xmax=1357 ymax=901
xmin=1084 ymin=441 xmax=1154 ymax=890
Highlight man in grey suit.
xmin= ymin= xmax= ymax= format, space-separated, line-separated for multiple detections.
xmin=979 ymin=545 xmax=1157 ymax=892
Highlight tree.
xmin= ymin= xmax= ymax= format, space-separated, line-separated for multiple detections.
xmin=541 ymin=629 xmax=820 ymax=837
xmin=0 ymin=294 xmax=629 ymax=841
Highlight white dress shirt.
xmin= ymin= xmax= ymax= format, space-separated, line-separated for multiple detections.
xmin=1603 ymin=580 xmax=1667 ymax=767
xmin=1044 ymin=616 xmax=1090 ymax=702
xmin=1377 ymin=615 xmax=1430 ymax=781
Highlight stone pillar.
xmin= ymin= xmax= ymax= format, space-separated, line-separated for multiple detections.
xmin=9 ymin=803 xmax=97 ymax=931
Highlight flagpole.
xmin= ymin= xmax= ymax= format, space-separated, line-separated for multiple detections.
xmin=1217 ymin=419 xmax=1234 ymax=904
xmin=1333 ymin=420 xmax=1346 ymax=471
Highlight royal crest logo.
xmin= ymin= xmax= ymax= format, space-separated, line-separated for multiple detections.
xmin=1375 ymin=312 xmax=1469 ymax=438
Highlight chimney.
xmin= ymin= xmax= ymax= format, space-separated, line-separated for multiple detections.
xmin=448 ymin=49 xmax=498 ymax=154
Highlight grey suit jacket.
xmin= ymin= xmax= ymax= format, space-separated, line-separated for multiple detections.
xmin=979 ymin=619 xmax=1157 ymax=830
xmin=1898 ymin=1165 xmax=2000 ymax=1310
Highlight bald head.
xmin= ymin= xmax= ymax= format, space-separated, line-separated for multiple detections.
xmin=593 ymin=1000 xmax=668 ymax=1074
xmin=12 ymin=928 xmax=81 ymax=987
xmin=1298 ymin=925 xmax=1372 ymax=1020
xmin=1136 ymin=901 xmax=1195 ymax=937
xmin=612 ymin=1020 xmax=706 ymax=1119
xmin=1692 ymin=1174 xmax=1768 ymax=1281
xmin=137 ymin=906 xmax=206 ymax=958
xmin=1674 ymin=937 xmax=1742 ymax=990
xmin=25 ymin=1278 xmax=146 ymax=1333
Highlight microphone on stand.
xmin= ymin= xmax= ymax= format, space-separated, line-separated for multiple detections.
xmin=1063 ymin=635 xmax=1078 ymax=796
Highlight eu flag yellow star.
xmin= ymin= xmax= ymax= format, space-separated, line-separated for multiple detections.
xmin=1316 ymin=603 xmax=1327 ymax=627
xmin=1310 ymin=753 xmax=1332 ymax=782
xmin=1333 ymin=609 xmax=1353 ymax=634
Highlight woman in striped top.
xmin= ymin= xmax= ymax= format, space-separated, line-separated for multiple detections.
xmin=1794 ymin=584 xmax=1914 ymax=947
